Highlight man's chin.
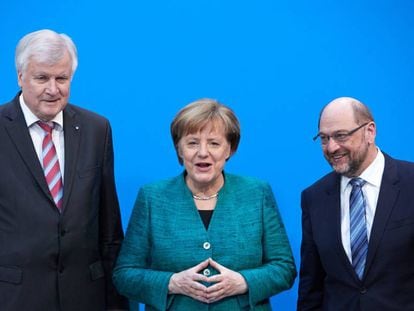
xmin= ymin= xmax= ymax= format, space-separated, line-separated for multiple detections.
xmin=331 ymin=163 xmax=349 ymax=175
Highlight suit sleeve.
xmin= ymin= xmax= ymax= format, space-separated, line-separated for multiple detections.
xmin=297 ymin=190 xmax=325 ymax=310
xmin=112 ymin=187 xmax=174 ymax=311
xmin=99 ymin=122 xmax=129 ymax=310
xmin=238 ymin=183 xmax=297 ymax=308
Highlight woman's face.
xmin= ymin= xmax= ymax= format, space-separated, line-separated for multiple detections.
xmin=178 ymin=120 xmax=231 ymax=191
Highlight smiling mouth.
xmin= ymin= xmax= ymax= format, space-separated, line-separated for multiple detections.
xmin=330 ymin=153 xmax=347 ymax=163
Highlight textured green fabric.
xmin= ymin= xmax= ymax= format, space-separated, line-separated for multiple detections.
xmin=113 ymin=173 xmax=296 ymax=310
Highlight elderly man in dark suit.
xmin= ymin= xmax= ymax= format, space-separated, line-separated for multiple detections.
xmin=0 ymin=29 xmax=128 ymax=310
xmin=297 ymin=97 xmax=414 ymax=310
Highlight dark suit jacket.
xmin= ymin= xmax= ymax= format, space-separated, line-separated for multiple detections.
xmin=0 ymin=93 xmax=128 ymax=310
xmin=298 ymin=153 xmax=414 ymax=311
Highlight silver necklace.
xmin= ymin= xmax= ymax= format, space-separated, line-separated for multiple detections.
xmin=192 ymin=192 xmax=219 ymax=200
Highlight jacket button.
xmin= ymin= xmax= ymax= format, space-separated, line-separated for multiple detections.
xmin=203 ymin=242 xmax=211 ymax=250
xmin=360 ymin=287 xmax=367 ymax=294
xmin=203 ymin=268 xmax=211 ymax=276
xmin=61 ymin=230 xmax=66 ymax=237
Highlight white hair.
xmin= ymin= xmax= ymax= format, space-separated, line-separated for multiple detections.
xmin=15 ymin=29 xmax=78 ymax=77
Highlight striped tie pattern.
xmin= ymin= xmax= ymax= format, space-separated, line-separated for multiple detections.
xmin=349 ymin=178 xmax=367 ymax=279
xmin=38 ymin=121 xmax=63 ymax=212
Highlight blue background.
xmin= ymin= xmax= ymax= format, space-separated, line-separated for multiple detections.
xmin=1 ymin=1 xmax=414 ymax=309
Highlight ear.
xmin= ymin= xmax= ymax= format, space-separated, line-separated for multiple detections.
xmin=17 ymin=71 xmax=23 ymax=88
xmin=366 ymin=122 xmax=376 ymax=144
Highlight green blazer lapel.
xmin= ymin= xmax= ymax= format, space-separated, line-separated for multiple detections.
xmin=176 ymin=174 xmax=208 ymax=232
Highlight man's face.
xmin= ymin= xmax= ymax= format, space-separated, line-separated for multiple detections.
xmin=319 ymin=104 xmax=374 ymax=177
xmin=18 ymin=51 xmax=72 ymax=121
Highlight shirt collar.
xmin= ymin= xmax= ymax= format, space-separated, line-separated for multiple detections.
xmin=341 ymin=148 xmax=385 ymax=193
xmin=19 ymin=93 xmax=64 ymax=130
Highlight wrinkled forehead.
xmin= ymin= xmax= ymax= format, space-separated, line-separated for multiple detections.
xmin=21 ymin=51 xmax=73 ymax=78
xmin=30 ymin=49 xmax=71 ymax=65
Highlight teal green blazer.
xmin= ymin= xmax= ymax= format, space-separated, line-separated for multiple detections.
xmin=113 ymin=173 xmax=296 ymax=310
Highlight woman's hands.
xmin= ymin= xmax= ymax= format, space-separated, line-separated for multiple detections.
xmin=168 ymin=258 xmax=248 ymax=304
xmin=205 ymin=258 xmax=248 ymax=303
xmin=168 ymin=259 xmax=210 ymax=303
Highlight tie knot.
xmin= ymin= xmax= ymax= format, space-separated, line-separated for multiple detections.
xmin=350 ymin=177 xmax=366 ymax=188
xmin=37 ymin=121 xmax=54 ymax=134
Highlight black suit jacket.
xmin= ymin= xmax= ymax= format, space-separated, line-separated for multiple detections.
xmin=298 ymin=153 xmax=414 ymax=311
xmin=0 ymin=93 xmax=128 ymax=310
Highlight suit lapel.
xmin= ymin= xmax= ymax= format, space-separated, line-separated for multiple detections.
xmin=61 ymin=106 xmax=81 ymax=212
xmin=364 ymin=155 xmax=399 ymax=276
xmin=325 ymin=175 xmax=358 ymax=278
xmin=3 ymin=96 xmax=54 ymax=204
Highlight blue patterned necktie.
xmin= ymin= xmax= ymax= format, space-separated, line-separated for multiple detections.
xmin=349 ymin=178 xmax=368 ymax=279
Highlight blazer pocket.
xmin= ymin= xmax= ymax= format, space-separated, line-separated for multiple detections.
xmin=0 ymin=266 xmax=22 ymax=284
xmin=78 ymin=165 xmax=101 ymax=179
xmin=89 ymin=261 xmax=105 ymax=281
xmin=386 ymin=217 xmax=414 ymax=231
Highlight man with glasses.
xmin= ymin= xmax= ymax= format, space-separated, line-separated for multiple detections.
xmin=297 ymin=97 xmax=414 ymax=310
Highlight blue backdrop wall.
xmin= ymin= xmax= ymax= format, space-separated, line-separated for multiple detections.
xmin=1 ymin=1 xmax=414 ymax=309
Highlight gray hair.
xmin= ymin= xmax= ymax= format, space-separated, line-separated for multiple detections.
xmin=15 ymin=29 xmax=78 ymax=77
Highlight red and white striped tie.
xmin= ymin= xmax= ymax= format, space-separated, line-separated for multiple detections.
xmin=38 ymin=121 xmax=63 ymax=212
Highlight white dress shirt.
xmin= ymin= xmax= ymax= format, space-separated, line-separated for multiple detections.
xmin=19 ymin=94 xmax=65 ymax=181
xmin=340 ymin=148 xmax=385 ymax=262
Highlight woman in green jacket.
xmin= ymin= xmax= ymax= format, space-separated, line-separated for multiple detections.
xmin=113 ymin=98 xmax=296 ymax=310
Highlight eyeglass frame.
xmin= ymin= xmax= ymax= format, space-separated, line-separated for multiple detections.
xmin=313 ymin=122 xmax=370 ymax=145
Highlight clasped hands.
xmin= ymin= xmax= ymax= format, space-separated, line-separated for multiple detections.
xmin=168 ymin=258 xmax=248 ymax=304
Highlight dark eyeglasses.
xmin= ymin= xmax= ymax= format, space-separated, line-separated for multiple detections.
xmin=313 ymin=122 xmax=370 ymax=145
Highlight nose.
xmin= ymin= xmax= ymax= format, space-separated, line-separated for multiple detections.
xmin=324 ymin=137 xmax=341 ymax=153
xmin=45 ymin=79 xmax=59 ymax=95
xmin=197 ymin=142 xmax=209 ymax=157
